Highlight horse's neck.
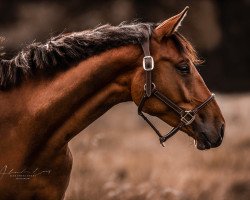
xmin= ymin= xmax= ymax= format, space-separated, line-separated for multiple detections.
xmin=1 ymin=44 xmax=142 ymax=154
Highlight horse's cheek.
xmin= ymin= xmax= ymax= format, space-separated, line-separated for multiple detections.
xmin=130 ymin=69 xmax=145 ymax=105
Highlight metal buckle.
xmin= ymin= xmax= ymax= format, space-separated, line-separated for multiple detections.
xmin=143 ymin=56 xmax=154 ymax=71
xmin=181 ymin=111 xmax=195 ymax=125
xmin=144 ymin=83 xmax=156 ymax=91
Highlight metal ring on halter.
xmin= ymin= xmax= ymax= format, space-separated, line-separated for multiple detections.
xmin=144 ymin=83 xmax=156 ymax=91
xmin=181 ymin=110 xmax=196 ymax=125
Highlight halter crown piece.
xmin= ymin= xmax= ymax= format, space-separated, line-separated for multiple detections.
xmin=138 ymin=29 xmax=215 ymax=147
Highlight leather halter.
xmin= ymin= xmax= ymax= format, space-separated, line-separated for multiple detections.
xmin=138 ymin=32 xmax=215 ymax=147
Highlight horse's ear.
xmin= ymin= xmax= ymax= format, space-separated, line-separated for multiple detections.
xmin=154 ymin=6 xmax=189 ymax=41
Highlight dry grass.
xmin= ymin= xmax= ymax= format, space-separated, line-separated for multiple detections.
xmin=65 ymin=93 xmax=250 ymax=200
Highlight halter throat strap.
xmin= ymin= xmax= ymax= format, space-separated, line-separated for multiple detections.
xmin=138 ymin=32 xmax=215 ymax=147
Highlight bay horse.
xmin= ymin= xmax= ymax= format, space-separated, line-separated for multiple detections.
xmin=0 ymin=7 xmax=225 ymax=200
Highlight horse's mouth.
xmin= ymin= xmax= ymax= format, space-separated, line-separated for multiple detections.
xmin=194 ymin=138 xmax=211 ymax=150
xmin=194 ymin=132 xmax=221 ymax=150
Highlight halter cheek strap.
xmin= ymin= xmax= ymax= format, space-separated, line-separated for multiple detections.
xmin=138 ymin=32 xmax=215 ymax=147
xmin=141 ymin=33 xmax=154 ymax=97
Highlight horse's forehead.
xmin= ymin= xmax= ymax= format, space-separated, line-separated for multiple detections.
xmin=160 ymin=39 xmax=186 ymax=62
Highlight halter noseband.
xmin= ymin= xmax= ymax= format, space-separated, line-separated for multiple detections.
xmin=138 ymin=31 xmax=215 ymax=147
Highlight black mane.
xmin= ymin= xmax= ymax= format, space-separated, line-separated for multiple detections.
xmin=0 ymin=22 xmax=154 ymax=90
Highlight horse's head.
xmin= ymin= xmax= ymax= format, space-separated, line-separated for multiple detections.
xmin=131 ymin=7 xmax=225 ymax=150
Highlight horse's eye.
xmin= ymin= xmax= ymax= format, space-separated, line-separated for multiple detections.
xmin=176 ymin=63 xmax=190 ymax=74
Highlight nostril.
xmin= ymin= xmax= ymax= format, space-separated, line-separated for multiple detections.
xmin=220 ymin=124 xmax=225 ymax=139
xmin=211 ymin=124 xmax=225 ymax=148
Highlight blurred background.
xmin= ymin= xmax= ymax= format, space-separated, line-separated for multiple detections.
xmin=0 ymin=0 xmax=250 ymax=200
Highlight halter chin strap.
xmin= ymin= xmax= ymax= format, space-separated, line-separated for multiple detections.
xmin=138 ymin=32 xmax=215 ymax=147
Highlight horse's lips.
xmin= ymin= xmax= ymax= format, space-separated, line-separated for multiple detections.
xmin=194 ymin=139 xmax=210 ymax=150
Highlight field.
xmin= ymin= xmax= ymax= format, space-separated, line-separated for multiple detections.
xmin=65 ymin=94 xmax=250 ymax=200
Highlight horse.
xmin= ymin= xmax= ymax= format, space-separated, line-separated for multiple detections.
xmin=0 ymin=7 xmax=225 ymax=200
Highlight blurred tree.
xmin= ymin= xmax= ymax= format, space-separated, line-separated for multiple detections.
xmin=203 ymin=0 xmax=250 ymax=92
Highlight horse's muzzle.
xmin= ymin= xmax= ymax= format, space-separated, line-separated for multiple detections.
xmin=211 ymin=124 xmax=224 ymax=147
xmin=195 ymin=124 xmax=225 ymax=150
